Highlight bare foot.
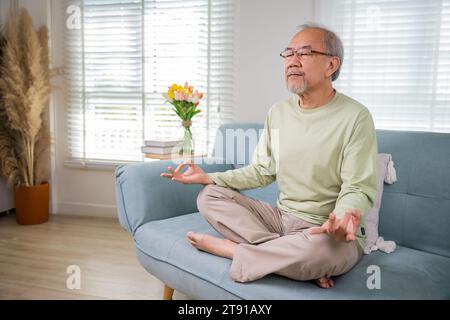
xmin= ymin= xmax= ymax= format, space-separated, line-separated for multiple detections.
xmin=315 ymin=277 xmax=334 ymax=289
xmin=187 ymin=231 xmax=237 ymax=259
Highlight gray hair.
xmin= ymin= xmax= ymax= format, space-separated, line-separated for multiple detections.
xmin=296 ymin=23 xmax=344 ymax=81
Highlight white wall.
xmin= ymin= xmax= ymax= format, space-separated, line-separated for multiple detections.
xmin=0 ymin=1 xmax=16 ymax=212
xmin=236 ymin=0 xmax=315 ymax=122
xmin=19 ymin=0 xmax=315 ymax=218
xmin=0 ymin=1 xmax=14 ymax=24
xmin=18 ymin=0 xmax=47 ymax=25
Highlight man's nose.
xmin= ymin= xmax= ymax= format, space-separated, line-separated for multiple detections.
xmin=285 ymin=55 xmax=302 ymax=66
xmin=286 ymin=60 xmax=302 ymax=70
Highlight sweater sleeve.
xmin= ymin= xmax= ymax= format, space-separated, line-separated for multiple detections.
xmin=333 ymin=110 xmax=378 ymax=219
xmin=208 ymin=112 xmax=277 ymax=190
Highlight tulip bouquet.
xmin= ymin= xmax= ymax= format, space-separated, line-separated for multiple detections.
xmin=162 ymin=83 xmax=204 ymax=155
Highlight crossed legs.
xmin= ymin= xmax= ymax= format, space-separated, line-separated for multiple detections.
xmin=190 ymin=184 xmax=362 ymax=288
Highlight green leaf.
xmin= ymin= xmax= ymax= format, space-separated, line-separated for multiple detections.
xmin=172 ymin=108 xmax=181 ymax=118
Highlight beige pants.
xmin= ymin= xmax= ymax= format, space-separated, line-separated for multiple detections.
xmin=197 ymin=184 xmax=363 ymax=283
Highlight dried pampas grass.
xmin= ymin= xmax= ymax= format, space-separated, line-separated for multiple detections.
xmin=34 ymin=25 xmax=51 ymax=186
xmin=0 ymin=8 xmax=50 ymax=188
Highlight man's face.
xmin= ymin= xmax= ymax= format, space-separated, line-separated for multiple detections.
xmin=284 ymin=29 xmax=332 ymax=95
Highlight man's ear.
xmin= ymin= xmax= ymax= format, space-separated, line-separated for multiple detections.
xmin=326 ymin=57 xmax=340 ymax=79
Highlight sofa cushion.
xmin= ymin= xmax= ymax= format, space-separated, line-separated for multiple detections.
xmin=240 ymin=182 xmax=279 ymax=207
xmin=212 ymin=122 xmax=264 ymax=168
xmin=133 ymin=213 xmax=450 ymax=299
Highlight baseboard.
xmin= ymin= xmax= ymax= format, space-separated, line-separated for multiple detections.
xmin=57 ymin=202 xmax=118 ymax=218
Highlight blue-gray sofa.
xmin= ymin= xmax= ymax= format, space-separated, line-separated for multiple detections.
xmin=115 ymin=123 xmax=450 ymax=299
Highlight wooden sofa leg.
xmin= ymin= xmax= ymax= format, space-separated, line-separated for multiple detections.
xmin=163 ymin=284 xmax=174 ymax=300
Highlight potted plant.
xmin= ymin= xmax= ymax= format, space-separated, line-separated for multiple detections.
xmin=0 ymin=8 xmax=51 ymax=225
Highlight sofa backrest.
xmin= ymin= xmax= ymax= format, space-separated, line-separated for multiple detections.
xmin=376 ymin=130 xmax=450 ymax=257
xmin=212 ymin=123 xmax=450 ymax=258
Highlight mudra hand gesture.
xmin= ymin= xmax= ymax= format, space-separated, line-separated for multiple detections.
xmin=160 ymin=159 xmax=214 ymax=185
xmin=309 ymin=209 xmax=361 ymax=242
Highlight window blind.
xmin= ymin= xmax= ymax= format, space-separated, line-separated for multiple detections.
xmin=317 ymin=0 xmax=450 ymax=132
xmin=64 ymin=0 xmax=236 ymax=162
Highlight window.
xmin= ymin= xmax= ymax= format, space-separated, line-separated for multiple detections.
xmin=64 ymin=0 xmax=236 ymax=162
xmin=316 ymin=0 xmax=450 ymax=132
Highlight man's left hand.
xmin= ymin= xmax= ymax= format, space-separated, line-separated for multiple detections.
xmin=308 ymin=209 xmax=361 ymax=242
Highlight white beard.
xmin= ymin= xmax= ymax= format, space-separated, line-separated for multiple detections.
xmin=287 ymin=77 xmax=307 ymax=94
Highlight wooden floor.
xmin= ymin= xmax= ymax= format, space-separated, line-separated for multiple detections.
xmin=0 ymin=213 xmax=189 ymax=300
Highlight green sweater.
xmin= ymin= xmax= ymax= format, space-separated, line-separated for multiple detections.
xmin=208 ymin=91 xmax=378 ymax=248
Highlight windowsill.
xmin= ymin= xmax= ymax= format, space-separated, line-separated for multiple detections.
xmin=63 ymin=153 xmax=215 ymax=171
xmin=64 ymin=153 xmax=210 ymax=171
xmin=64 ymin=159 xmax=152 ymax=171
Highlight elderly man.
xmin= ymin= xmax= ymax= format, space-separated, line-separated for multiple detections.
xmin=161 ymin=23 xmax=378 ymax=289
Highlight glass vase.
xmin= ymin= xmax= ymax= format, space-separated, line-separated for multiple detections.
xmin=179 ymin=121 xmax=195 ymax=156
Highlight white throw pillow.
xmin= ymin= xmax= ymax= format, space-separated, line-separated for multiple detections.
xmin=363 ymin=153 xmax=397 ymax=254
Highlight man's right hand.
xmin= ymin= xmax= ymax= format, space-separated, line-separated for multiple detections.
xmin=160 ymin=159 xmax=215 ymax=185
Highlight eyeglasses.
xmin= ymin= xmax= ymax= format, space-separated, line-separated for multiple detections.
xmin=280 ymin=46 xmax=334 ymax=60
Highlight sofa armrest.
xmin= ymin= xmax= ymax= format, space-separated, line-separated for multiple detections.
xmin=115 ymin=158 xmax=233 ymax=235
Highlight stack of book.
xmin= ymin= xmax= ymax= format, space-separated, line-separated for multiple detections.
xmin=141 ymin=139 xmax=182 ymax=160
